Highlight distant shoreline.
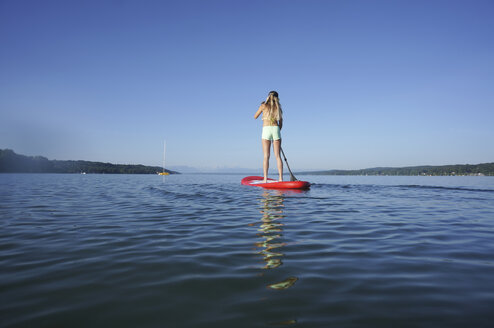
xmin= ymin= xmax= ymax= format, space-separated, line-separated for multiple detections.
xmin=0 ymin=149 xmax=179 ymax=175
xmin=298 ymin=163 xmax=494 ymax=176
xmin=2 ymin=149 xmax=492 ymax=176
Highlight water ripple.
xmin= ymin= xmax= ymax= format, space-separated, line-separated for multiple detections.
xmin=1 ymin=174 xmax=494 ymax=327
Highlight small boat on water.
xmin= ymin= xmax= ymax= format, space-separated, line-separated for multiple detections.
xmin=157 ymin=141 xmax=169 ymax=176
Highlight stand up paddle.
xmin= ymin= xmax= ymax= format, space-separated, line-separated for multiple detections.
xmin=245 ymin=90 xmax=310 ymax=189
xmin=280 ymin=147 xmax=297 ymax=182
xmin=241 ymin=147 xmax=310 ymax=190
xmin=241 ymin=176 xmax=310 ymax=189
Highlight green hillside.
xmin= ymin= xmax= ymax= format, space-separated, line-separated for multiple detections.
xmin=0 ymin=149 xmax=179 ymax=174
xmin=303 ymin=163 xmax=494 ymax=176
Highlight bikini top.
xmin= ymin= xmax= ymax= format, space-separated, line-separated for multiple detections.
xmin=262 ymin=114 xmax=277 ymax=123
xmin=261 ymin=102 xmax=281 ymax=124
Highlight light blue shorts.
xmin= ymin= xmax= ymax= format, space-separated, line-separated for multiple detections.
xmin=262 ymin=126 xmax=281 ymax=141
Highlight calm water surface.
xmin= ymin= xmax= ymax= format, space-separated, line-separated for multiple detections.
xmin=1 ymin=173 xmax=494 ymax=327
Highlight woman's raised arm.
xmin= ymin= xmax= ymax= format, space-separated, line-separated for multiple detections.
xmin=254 ymin=103 xmax=264 ymax=119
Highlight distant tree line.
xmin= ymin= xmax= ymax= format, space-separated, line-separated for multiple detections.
xmin=303 ymin=163 xmax=494 ymax=176
xmin=0 ymin=149 xmax=179 ymax=174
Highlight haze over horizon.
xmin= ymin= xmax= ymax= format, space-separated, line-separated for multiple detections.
xmin=1 ymin=0 xmax=493 ymax=171
xmin=2 ymin=148 xmax=493 ymax=175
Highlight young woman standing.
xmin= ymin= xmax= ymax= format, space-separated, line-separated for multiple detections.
xmin=254 ymin=91 xmax=283 ymax=182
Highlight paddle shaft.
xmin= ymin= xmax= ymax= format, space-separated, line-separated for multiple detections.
xmin=280 ymin=147 xmax=297 ymax=181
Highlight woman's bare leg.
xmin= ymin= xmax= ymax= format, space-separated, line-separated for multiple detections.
xmin=273 ymin=139 xmax=283 ymax=181
xmin=262 ymin=139 xmax=271 ymax=182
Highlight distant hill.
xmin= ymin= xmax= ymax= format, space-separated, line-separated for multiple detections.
xmin=0 ymin=149 xmax=179 ymax=174
xmin=300 ymin=163 xmax=494 ymax=176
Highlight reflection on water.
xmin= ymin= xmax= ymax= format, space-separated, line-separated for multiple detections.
xmin=254 ymin=190 xmax=299 ymax=326
xmin=267 ymin=276 xmax=298 ymax=290
xmin=256 ymin=190 xmax=286 ymax=270
xmin=255 ymin=190 xmax=299 ymax=290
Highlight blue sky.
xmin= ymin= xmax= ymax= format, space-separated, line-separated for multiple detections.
xmin=1 ymin=0 xmax=493 ymax=171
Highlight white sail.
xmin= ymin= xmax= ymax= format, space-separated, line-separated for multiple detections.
xmin=163 ymin=140 xmax=166 ymax=174
xmin=158 ymin=140 xmax=169 ymax=176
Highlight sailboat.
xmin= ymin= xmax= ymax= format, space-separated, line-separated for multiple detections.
xmin=158 ymin=141 xmax=170 ymax=176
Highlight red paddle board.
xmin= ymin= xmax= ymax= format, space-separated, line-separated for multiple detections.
xmin=241 ymin=176 xmax=310 ymax=190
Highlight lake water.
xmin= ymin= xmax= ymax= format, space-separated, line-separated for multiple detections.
xmin=1 ymin=173 xmax=494 ymax=327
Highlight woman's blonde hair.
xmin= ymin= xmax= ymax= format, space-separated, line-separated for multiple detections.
xmin=263 ymin=91 xmax=283 ymax=121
